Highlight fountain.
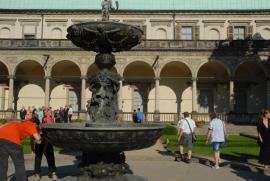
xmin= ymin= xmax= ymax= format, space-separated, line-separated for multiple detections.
xmin=41 ymin=1 xmax=164 ymax=180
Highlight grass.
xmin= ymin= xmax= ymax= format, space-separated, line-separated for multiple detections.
xmin=22 ymin=137 xmax=62 ymax=154
xmin=161 ymin=134 xmax=259 ymax=161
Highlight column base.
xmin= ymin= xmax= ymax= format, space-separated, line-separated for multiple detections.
xmin=153 ymin=110 xmax=160 ymax=122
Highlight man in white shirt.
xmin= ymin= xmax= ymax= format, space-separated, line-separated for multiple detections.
xmin=206 ymin=112 xmax=227 ymax=169
xmin=177 ymin=112 xmax=196 ymax=163
xmin=68 ymin=105 xmax=73 ymax=123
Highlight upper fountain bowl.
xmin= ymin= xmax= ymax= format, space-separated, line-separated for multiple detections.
xmin=67 ymin=21 xmax=143 ymax=53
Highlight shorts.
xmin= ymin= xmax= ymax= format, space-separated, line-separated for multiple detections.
xmin=212 ymin=142 xmax=223 ymax=152
xmin=179 ymin=133 xmax=193 ymax=150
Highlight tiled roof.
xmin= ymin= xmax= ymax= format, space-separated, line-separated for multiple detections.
xmin=0 ymin=0 xmax=269 ymax=11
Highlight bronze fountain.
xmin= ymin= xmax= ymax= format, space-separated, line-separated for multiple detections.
xmin=42 ymin=1 xmax=164 ymax=180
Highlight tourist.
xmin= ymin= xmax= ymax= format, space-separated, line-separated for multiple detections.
xmin=0 ymin=119 xmax=41 ymax=181
xmin=31 ymin=117 xmax=58 ymax=181
xmin=177 ymin=112 xmax=196 ymax=163
xmin=36 ymin=108 xmax=44 ymax=124
xmin=68 ymin=105 xmax=73 ymax=122
xmin=54 ymin=109 xmax=61 ymax=123
xmin=19 ymin=106 xmax=27 ymax=120
xmin=136 ymin=108 xmax=144 ymax=123
xmin=132 ymin=109 xmax=137 ymax=123
xmin=25 ymin=106 xmax=33 ymax=120
xmin=63 ymin=105 xmax=69 ymax=123
xmin=257 ymin=109 xmax=270 ymax=168
xmin=206 ymin=112 xmax=227 ymax=169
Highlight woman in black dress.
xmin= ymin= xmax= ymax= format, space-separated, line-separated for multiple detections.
xmin=257 ymin=109 xmax=270 ymax=167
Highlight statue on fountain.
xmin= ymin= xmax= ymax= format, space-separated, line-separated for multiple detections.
xmin=101 ymin=0 xmax=119 ymax=21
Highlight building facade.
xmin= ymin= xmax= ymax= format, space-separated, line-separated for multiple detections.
xmin=0 ymin=0 xmax=270 ymax=121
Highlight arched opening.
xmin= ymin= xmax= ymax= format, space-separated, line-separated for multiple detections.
xmin=197 ymin=61 xmax=229 ymax=113
xmin=234 ymin=62 xmax=266 ymax=113
xmin=15 ymin=60 xmax=45 ymax=110
xmin=261 ymin=28 xmax=270 ymax=40
xmin=51 ymin=61 xmax=81 ymax=111
xmin=157 ymin=61 xmax=192 ymax=114
xmin=123 ymin=61 xmax=155 ymax=112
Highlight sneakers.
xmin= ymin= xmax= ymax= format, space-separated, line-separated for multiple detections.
xmin=51 ymin=172 xmax=58 ymax=181
xmin=212 ymin=164 xmax=220 ymax=169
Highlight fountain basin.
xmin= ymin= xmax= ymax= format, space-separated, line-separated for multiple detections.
xmin=41 ymin=123 xmax=164 ymax=152
xmin=67 ymin=21 xmax=143 ymax=53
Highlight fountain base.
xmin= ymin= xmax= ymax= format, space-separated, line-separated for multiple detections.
xmin=60 ymin=152 xmax=148 ymax=181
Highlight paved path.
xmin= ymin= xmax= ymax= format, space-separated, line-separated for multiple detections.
xmin=7 ymin=141 xmax=270 ymax=181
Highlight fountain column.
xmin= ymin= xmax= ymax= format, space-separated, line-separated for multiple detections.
xmin=7 ymin=75 xmax=15 ymax=110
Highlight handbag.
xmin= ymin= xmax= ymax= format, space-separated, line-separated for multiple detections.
xmin=185 ymin=119 xmax=197 ymax=143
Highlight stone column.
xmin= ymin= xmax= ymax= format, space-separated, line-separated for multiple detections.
xmin=44 ymin=76 xmax=51 ymax=107
xmin=267 ymin=79 xmax=270 ymax=108
xmin=153 ymin=77 xmax=160 ymax=121
xmin=229 ymin=79 xmax=235 ymax=111
xmin=154 ymin=77 xmax=160 ymax=113
xmin=8 ymin=75 xmax=15 ymax=110
xmin=81 ymin=76 xmax=87 ymax=111
xmin=118 ymin=80 xmax=123 ymax=111
xmin=0 ymin=84 xmax=5 ymax=110
xmin=192 ymin=77 xmax=197 ymax=112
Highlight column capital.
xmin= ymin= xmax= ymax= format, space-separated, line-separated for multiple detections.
xmin=80 ymin=75 xmax=88 ymax=80
xmin=154 ymin=77 xmax=160 ymax=81
xmin=192 ymin=77 xmax=197 ymax=81
xmin=8 ymin=75 xmax=15 ymax=79
xmin=44 ymin=76 xmax=52 ymax=80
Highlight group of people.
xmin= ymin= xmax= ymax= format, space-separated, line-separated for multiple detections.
xmin=0 ymin=118 xmax=58 ymax=181
xmin=132 ymin=108 xmax=144 ymax=123
xmin=19 ymin=105 xmax=73 ymax=124
xmin=176 ymin=109 xmax=270 ymax=169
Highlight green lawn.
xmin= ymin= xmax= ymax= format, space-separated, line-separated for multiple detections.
xmin=161 ymin=125 xmax=259 ymax=161
xmin=22 ymin=137 xmax=62 ymax=154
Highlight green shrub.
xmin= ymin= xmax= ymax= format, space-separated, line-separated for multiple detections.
xmin=0 ymin=119 xmax=7 ymax=125
xmin=163 ymin=125 xmax=178 ymax=135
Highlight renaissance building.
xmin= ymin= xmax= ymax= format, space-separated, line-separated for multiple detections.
xmin=0 ymin=0 xmax=270 ymax=122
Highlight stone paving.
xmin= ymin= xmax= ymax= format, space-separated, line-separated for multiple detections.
xmin=6 ymin=140 xmax=270 ymax=181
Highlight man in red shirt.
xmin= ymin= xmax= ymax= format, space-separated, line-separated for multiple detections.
xmin=0 ymin=120 xmax=41 ymax=181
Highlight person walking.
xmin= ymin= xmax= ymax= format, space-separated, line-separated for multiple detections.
xmin=257 ymin=109 xmax=270 ymax=168
xmin=206 ymin=112 xmax=227 ymax=169
xmin=177 ymin=112 xmax=196 ymax=163
xmin=0 ymin=120 xmax=41 ymax=181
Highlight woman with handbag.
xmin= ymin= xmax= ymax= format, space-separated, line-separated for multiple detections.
xmin=257 ymin=109 xmax=270 ymax=168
